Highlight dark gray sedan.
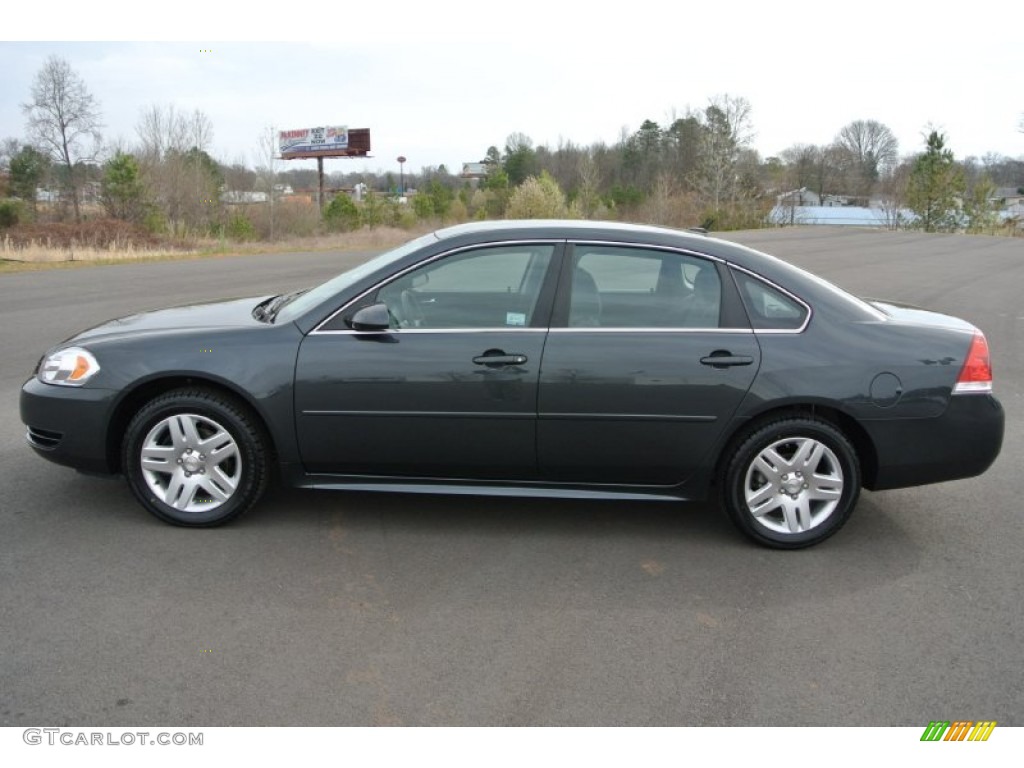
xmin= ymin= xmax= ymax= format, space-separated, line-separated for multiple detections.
xmin=21 ymin=220 xmax=1004 ymax=548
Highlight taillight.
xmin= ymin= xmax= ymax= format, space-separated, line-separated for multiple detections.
xmin=953 ymin=331 xmax=993 ymax=394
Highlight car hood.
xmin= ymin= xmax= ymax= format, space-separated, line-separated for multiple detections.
xmin=866 ymin=298 xmax=977 ymax=333
xmin=67 ymin=295 xmax=273 ymax=345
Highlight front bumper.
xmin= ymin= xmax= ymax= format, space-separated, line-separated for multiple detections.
xmin=864 ymin=393 xmax=1004 ymax=491
xmin=20 ymin=377 xmax=119 ymax=475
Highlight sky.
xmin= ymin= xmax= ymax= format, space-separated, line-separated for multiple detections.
xmin=3 ymin=0 xmax=1023 ymax=179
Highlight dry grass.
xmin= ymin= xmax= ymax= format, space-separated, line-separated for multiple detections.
xmin=220 ymin=225 xmax=435 ymax=256
xmin=0 ymin=224 xmax=435 ymax=274
xmin=1 ymin=234 xmax=199 ymax=263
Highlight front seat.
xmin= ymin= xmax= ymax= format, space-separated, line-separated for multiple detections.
xmin=569 ymin=267 xmax=602 ymax=327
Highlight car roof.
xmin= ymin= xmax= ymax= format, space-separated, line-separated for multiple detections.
xmin=435 ymin=219 xmax=709 ymax=243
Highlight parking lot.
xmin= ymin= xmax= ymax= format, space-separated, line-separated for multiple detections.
xmin=1 ymin=227 xmax=1021 ymax=726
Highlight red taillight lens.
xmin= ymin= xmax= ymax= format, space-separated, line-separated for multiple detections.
xmin=953 ymin=332 xmax=993 ymax=394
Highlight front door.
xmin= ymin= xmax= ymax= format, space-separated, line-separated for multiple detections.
xmin=295 ymin=243 xmax=560 ymax=479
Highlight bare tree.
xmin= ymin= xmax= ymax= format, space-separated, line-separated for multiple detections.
xmin=835 ymin=119 xmax=899 ymax=200
xmin=222 ymin=157 xmax=257 ymax=195
xmin=780 ymin=143 xmax=820 ymax=194
xmin=693 ymin=94 xmax=754 ymax=211
xmin=877 ymin=160 xmax=912 ymax=230
xmin=188 ymin=110 xmax=213 ymax=155
xmin=136 ymin=104 xmax=220 ymax=233
xmin=137 ymin=104 xmax=186 ymax=161
xmin=188 ymin=109 xmax=215 ymax=226
xmin=255 ymin=126 xmax=280 ymax=240
xmin=573 ymin=150 xmax=602 ymax=219
xmin=643 ymin=171 xmax=676 ymax=226
xmin=21 ymin=56 xmax=103 ymax=221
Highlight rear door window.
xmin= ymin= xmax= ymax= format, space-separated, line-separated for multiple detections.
xmin=568 ymin=246 xmax=722 ymax=329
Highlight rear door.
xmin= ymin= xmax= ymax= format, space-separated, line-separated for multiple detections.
xmin=537 ymin=243 xmax=761 ymax=485
xmin=294 ymin=242 xmax=561 ymax=479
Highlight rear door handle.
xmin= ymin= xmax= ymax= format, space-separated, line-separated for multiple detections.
xmin=700 ymin=352 xmax=754 ymax=369
xmin=473 ymin=353 xmax=528 ymax=367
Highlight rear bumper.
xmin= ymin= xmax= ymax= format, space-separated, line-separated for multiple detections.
xmin=20 ymin=377 xmax=118 ymax=475
xmin=863 ymin=393 xmax=1004 ymax=491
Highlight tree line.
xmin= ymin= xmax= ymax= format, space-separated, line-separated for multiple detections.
xmin=1 ymin=56 xmax=1022 ymax=238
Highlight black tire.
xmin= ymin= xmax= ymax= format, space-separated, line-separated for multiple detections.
xmin=721 ymin=417 xmax=861 ymax=549
xmin=122 ymin=388 xmax=269 ymax=527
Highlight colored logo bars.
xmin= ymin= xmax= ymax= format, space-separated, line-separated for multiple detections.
xmin=920 ymin=721 xmax=997 ymax=742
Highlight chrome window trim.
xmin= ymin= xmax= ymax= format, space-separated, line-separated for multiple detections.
xmin=315 ymin=326 xmax=754 ymax=336
xmin=568 ymin=240 xmax=726 ymax=264
xmin=548 ymin=327 xmax=753 ymax=334
xmin=312 ymin=327 xmax=550 ymax=336
xmin=728 ymin=264 xmax=813 ymax=334
xmin=310 ymin=239 xmax=564 ymax=335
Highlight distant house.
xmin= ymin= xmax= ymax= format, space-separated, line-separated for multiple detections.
xmin=221 ymin=190 xmax=268 ymax=204
xmin=1001 ymin=201 xmax=1024 ymax=229
xmin=776 ymin=187 xmax=821 ymax=207
xmin=821 ymin=194 xmax=853 ymax=208
xmin=34 ymin=183 xmax=101 ymax=205
xmin=992 ymin=186 xmax=1024 ymax=208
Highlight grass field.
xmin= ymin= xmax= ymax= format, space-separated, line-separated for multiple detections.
xmin=0 ymin=225 xmax=430 ymax=274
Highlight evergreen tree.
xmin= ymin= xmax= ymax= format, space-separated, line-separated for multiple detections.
xmin=503 ymin=133 xmax=537 ymax=186
xmin=101 ymin=152 xmax=149 ymax=222
xmin=322 ymin=192 xmax=361 ymax=231
xmin=906 ymin=131 xmax=965 ymax=232
xmin=9 ymin=146 xmax=50 ymax=213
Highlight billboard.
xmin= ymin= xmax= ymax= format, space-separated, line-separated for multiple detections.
xmin=461 ymin=162 xmax=489 ymax=178
xmin=279 ymin=126 xmax=349 ymax=156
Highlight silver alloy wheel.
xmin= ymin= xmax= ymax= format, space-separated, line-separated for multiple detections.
xmin=743 ymin=436 xmax=844 ymax=535
xmin=139 ymin=413 xmax=242 ymax=513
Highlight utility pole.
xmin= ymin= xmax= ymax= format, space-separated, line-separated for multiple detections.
xmin=317 ymin=156 xmax=325 ymax=214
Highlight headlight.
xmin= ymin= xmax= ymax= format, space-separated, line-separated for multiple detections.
xmin=39 ymin=347 xmax=101 ymax=386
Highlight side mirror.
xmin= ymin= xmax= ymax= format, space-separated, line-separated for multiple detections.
xmin=348 ymin=303 xmax=391 ymax=331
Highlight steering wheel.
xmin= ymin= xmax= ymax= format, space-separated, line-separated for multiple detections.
xmin=400 ymin=289 xmax=426 ymax=328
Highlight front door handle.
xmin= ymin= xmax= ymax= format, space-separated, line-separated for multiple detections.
xmin=700 ymin=351 xmax=754 ymax=369
xmin=473 ymin=350 xmax=528 ymax=368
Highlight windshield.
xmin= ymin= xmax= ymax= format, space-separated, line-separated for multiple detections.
xmin=271 ymin=232 xmax=438 ymax=324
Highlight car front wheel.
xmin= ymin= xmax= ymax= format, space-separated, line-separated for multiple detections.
xmin=122 ymin=388 xmax=269 ymax=526
xmin=721 ymin=417 xmax=861 ymax=549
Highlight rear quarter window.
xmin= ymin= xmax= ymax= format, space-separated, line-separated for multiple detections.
xmin=732 ymin=269 xmax=808 ymax=330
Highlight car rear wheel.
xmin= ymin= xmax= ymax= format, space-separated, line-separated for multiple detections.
xmin=721 ymin=417 xmax=860 ymax=549
xmin=122 ymin=388 xmax=268 ymax=526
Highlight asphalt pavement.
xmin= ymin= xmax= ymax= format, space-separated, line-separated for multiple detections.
xmin=1 ymin=227 xmax=1021 ymax=726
